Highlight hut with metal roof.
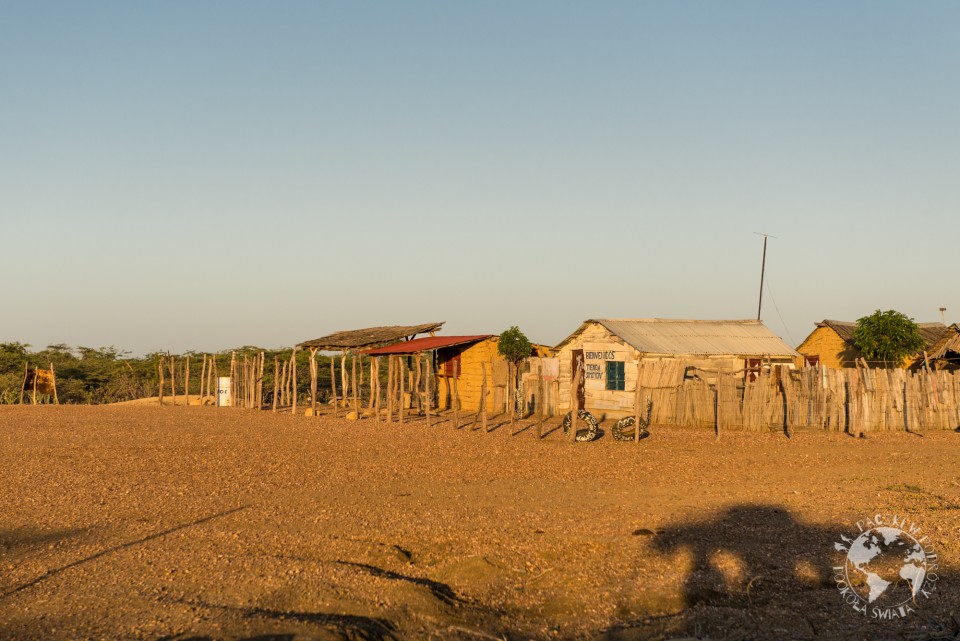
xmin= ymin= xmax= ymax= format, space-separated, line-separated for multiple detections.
xmin=926 ymin=323 xmax=960 ymax=371
xmin=554 ymin=318 xmax=798 ymax=419
xmin=795 ymin=319 xmax=949 ymax=369
xmin=363 ymin=334 xmax=553 ymax=414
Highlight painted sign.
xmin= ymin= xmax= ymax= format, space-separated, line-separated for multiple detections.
xmin=216 ymin=377 xmax=233 ymax=407
xmin=582 ymin=343 xmax=630 ymax=391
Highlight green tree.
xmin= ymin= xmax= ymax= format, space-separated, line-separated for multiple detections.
xmin=497 ymin=326 xmax=533 ymax=365
xmin=853 ymin=310 xmax=925 ymax=365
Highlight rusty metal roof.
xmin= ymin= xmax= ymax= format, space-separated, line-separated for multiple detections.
xmin=297 ymin=322 xmax=444 ymax=350
xmin=362 ymin=335 xmax=492 ymax=355
xmin=556 ymin=319 xmax=798 ymax=357
xmin=816 ymin=319 xmax=948 ymax=351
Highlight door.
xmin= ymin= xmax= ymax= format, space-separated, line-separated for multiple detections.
xmin=571 ymin=349 xmax=585 ymax=408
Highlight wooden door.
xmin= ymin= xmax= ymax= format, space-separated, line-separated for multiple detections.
xmin=571 ymin=349 xmax=585 ymax=408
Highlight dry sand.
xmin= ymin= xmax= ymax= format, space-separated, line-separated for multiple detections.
xmin=1 ymin=405 xmax=958 ymax=641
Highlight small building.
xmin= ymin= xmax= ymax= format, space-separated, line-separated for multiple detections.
xmin=363 ymin=335 xmax=553 ymax=413
xmin=921 ymin=323 xmax=960 ymax=371
xmin=796 ymin=320 xmax=950 ymax=369
xmin=554 ymin=318 xmax=799 ymax=419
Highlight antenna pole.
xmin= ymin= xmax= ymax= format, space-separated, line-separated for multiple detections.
xmin=753 ymin=232 xmax=776 ymax=321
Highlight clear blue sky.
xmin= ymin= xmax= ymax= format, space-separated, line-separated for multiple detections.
xmin=2 ymin=1 xmax=958 ymax=354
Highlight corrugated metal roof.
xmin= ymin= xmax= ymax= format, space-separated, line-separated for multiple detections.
xmin=362 ymin=335 xmax=492 ymax=355
xmin=297 ymin=322 xmax=444 ymax=350
xmin=557 ymin=319 xmax=798 ymax=356
xmin=818 ymin=319 xmax=948 ymax=350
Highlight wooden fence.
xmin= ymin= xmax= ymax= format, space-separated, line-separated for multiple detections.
xmin=636 ymin=363 xmax=960 ymax=433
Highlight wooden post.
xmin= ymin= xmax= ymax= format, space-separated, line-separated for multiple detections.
xmin=157 ymin=356 xmax=165 ymax=406
xmin=310 ymin=348 xmax=318 ymax=416
xmin=50 ymin=361 xmax=60 ymax=405
xmin=368 ymin=357 xmax=376 ymax=412
xmin=715 ymin=369 xmax=722 ymax=441
xmin=199 ymin=354 xmax=206 ymax=405
xmin=634 ymin=362 xmax=643 ymax=443
xmin=570 ymin=358 xmax=583 ymax=442
xmin=480 ymin=361 xmax=488 ymax=433
xmin=291 ymin=348 xmax=298 ymax=416
xmin=185 ymin=355 xmax=190 ymax=405
xmin=340 ymin=353 xmax=348 ymax=411
xmin=386 ymin=356 xmax=394 ymax=423
xmin=170 ymin=354 xmax=177 ymax=406
xmin=279 ymin=359 xmax=288 ymax=406
xmin=258 ymin=352 xmax=265 ymax=410
xmin=452 ymin=360 xmax=459 ymax=429
xmin=330 ymin=357 xmax=339 ymax=418
xmin=229 ymin=351 xmax=236 ymax=407
xmin=272 ymin=356 xmax=280 ymax=412
xmin=374 ymin=357 xmax=381 ymax=424
xmin=32 ymin=364 xmax=37 ymax=405
xmin=399 ymin=356 xmax=406 ymax=424
xmin=20 ymin=362 xmax=27 ymax=405
xmin=414 ymin=356 xmax=422 ymax=411
xmin=211 ymin=355 xmax=218 ymax=404
xmin=508 ymin=361 xmax=516 ymax=430
xmin=425 ymin=353 xmax=432 ymax=427
xmin=537 ymin=370 xmax=544 ymax=440
xmin=352 ymin=355 xmax=359 ymax=416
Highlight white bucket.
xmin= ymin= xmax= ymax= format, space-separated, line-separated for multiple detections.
xmin=216 ymin=377 xmax=233 ymax=407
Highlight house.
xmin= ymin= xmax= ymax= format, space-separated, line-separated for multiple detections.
xmin=554 ymin=318 xmax=799 ymax=419
xmin=363 ymin=335 xmax=553 ymax=413
xmin=924 ymin=323 xmax=960 ymax=371
xmin=796 ymin=320 xmax=950 ymax=369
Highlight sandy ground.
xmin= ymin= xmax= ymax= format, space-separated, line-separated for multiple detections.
xmin=1 ymin=405 xmax=958 ymax=641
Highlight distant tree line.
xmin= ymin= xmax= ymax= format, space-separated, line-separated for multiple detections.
xmin=0 ymin=343 xmax=337 ymax=405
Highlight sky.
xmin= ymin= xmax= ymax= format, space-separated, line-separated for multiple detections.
xmin=2 ymin=1 xmax=958 ymax=355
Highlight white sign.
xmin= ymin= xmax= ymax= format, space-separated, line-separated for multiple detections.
xmin=582 ymin=343 xmax=629 ymax=390
xmin=216 ymin=377 xmax=233 ymax=407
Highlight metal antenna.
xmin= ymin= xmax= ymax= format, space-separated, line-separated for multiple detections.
xmin=753 ymin=232 xmax=777 ymax=320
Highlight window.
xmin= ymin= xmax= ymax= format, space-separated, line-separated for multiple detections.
xmin=605 ymin=361 xmax=625 ymax=391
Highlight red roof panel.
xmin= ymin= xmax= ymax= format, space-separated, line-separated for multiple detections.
xmin=362 ymin=335 xmax=492 ymax=355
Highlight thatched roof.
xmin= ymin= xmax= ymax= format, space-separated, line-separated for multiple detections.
xmin=927 ymin=323 xmax=960 ymax=360
xmin=297 ymin=322 xmax=444 ymax=351
xmin=816 ymin=320 xmax=948 ymax=351
xmin=556 ymin=319 xmax=798 ymax=357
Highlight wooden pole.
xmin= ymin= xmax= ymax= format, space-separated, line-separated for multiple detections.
xmin=170 ymin=354 xmax=177 ymax=406
xmin=199 ymin=354 xmax=206 ymax=405
xmin=386 ymin=356 xmax=394 ymax=424
xmin=229 ymin=351 xmax=236 ymax=407
xmin=368 ymin=358 xmax=376 ymax=412
xmin=570 ymin=358 xmax=583 ymax=442
xmin=341 ymin=354 xmax=348 ymax=411
xmin=509 ymin=361 xmax=516 ymax=430
xmin=537 ymin=371 xmax=544 ymax=440
xmin=50 ymin=361 xmax=58 ymax=405
xmin=452 ymin=360 xmax=459 ymax=429
xmin=330 ymin=357 xmax=339 ymax=418
xmin=480 ymin=361 xmax=488 ymax=433
xmin=258 ymin=352 xmax=265 ymax=409
xmin=399 ymin=356 xmax=406 ymax=424
xmin=158 ymin=356 xmax=165 ymax=406
xmin=374 ymin=357 xmax=381 ymax=424
xmin=715 ymin=369 xmax=721 ymax=441
xmin=20 ymin=362 xmax=27 ymax=405
xmin=352 ymin=355 xmax=359 ymax=416
xmin=273 ymin=356 xmax=280 ymax=412
xmin=32 ymin=364 xmax=37 ymax=405
xmin=414 ymin=356 xmax=422 ymax=412
xmin=185 ymin=355 xmax=190 ymax=405
xmin=211 ymin=355 xmax=218 ymax=404
xmin=279 ymin=359 xmax=288 ymax=406
xmin=291 ymin=348 xmax=298 ymax=416
xmin=425 ymin=353 xmax=432 ymax=427
xmin=310 ymin=348 xmax=318 ymax=416
xmin=635 ymin=361 xmax=643 ymax=444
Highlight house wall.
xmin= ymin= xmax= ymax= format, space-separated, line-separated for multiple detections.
xmin=555 ymin=321 xmax=795 ymax=419
xmin=796 ymin=326 xmax=860 ymax=368
xmin=435 ymin=338 xmax=507 ymax=413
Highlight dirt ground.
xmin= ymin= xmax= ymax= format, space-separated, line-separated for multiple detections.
xmin=1 ymin=405 xmax=958 ymax=641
